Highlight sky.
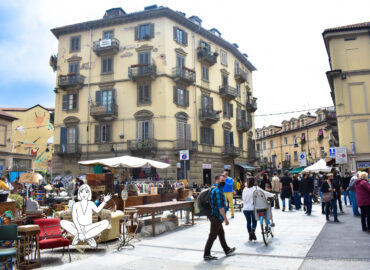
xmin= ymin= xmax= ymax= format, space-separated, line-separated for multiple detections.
xmin=0 ymin=0 xmax=369 ymax=128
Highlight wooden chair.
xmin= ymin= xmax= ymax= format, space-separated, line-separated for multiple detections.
xmin=0 ymin=224 xmax=18 ymax=270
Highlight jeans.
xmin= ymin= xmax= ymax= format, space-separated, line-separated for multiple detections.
xmin=336 ymin=190 xmax=343 ymax=211
xmin=204 ymin=216 xmax=230 ymax=256
xmin=293 ymin=191 xmax=301 ymax=209
xmin=281 ymin=198 xmax=292 ymax=209
xmin=326 ymin=198 xmax=338 ymax=220
xmin=303 ymin=193 xmax=312 ymax=214
xmin=343 ymin=190 xmax=351 ymax=205
xmin=349 ymin=191 xmax=360 ymax=216
xmin=243 ymin=210 xmax=257 ymax=233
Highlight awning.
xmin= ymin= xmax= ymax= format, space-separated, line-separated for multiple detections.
xmin=289 ymin=167 xmax=304 ymax=174
xmin=236 ymin=163 xmax=256 ymax=171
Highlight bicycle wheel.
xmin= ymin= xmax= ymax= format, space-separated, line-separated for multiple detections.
xmin=260 ymin=216 xmax=269 ymax=246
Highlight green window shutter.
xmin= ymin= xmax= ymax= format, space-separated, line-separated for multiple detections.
xmin=62 ymin=95 xmax=68 ymax=111
xmin=137 ymin=121 xmax=143 ymax=140
xmin=173 ymin=86 xmax=178 ymax=104
xmin=95 ymin=91 xmax=102 ymax=106
xmin=149 ymin=120 xmax=154 ymax=139
xmin=186 ymin=124 xmax=191 ymax=141
xmin=106 ymin=123 xmax=112 ymax=142
xmin=134 ymin=26 xmax=139 ymax=40
xmin=94 ymin=125 xmax=100 ymax=143
xmin=74 ymin=126 xmax=79 ymax=144
xmin=223 ymin=101 xmax=227 ymax=117
xmin=211 ymin=129 xmax=214 ymax=145
xmin=138 ymin=85 xmax=143 ymax=103
xmin=229 ymin=104 xmax=233 ymax=118
xmin=73 ymin=93 xmax=78 ymax=109
xmin=176 ymin=121 xmax=185 ymax=140
xmin=173 ymin=27 xmax=178 ymax=41
xmin=183 ymin=31 xmax=188 ymax=45
xmin=150 ymin=23 xmax=155 ymax=38
xmin=210 ymin=97 xmax=214 ymax=110
xmin=185 ymin=90 xmax=189 ymax=107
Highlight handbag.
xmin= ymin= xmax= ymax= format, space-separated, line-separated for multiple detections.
xmin=321 ymin=191 xmax=333 ymax=203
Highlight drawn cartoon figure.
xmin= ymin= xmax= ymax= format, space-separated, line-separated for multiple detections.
xmin=31 ymin=147 xmax=39 ymax=156
xmin=35 ymin=112 xmax=46 ymax=128
xmin=60 ymin=184 xmax=111 ymax=247
xmin=15 ymin=126 xmax=25 ymax=133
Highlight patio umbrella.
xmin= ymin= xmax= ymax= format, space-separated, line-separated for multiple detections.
xmin=303 ymin=159 xmax=332 ymax=173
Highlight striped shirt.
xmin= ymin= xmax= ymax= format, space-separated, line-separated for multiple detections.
xmin=210 ymin=183 xmax=227 ymax=220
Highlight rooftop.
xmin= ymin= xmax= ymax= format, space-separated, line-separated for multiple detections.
xmin=0 ymin=110 xmax=17 ymax=121
xmin=323 ymin=22 xmax=370 ymax=35
xmin=0 ymin=105 xmax=54 ymax=112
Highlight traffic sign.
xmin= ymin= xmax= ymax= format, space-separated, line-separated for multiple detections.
xmin=299 ymin=152 xmax=307 ymax=167
xmin=335 ymin=147 xmax=347 ymax=164
xmin=179 ymin=150 xmax=189 ymax=161
xmin=329 ymin=147 xmax=336 ymax=158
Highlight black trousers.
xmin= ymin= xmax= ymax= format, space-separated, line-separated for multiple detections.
xmin=204 ymin=216 xmax=229 ymax=256
xmin=336 ymin=190 xmax=343 ymax=211
xmin=360 ymin=205 xmax=370 ymax=231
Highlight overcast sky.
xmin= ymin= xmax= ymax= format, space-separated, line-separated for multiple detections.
xmin=0 ymin=0 xmax=369 ymax=128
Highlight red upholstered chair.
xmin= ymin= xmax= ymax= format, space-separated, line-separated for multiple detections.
xmin=33 ymin=218 xmax=71 ymax=262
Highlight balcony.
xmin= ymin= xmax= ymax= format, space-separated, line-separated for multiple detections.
xmin=128 ymin=64 xmax=156 ymax=82
xmin=174 ymin=140 xmax=198 ymax=152
xmin=128 ymin=139 xmax=157 ymax=155
xmin=234 ymin=68 xmax=248 ymax=83
xmin=199 ymin=109 xmax=220 ymax=125
xmin=247 ymin=139 xmax=258 ymax=161
xmin=54 ymin=143 xmax=81 ymax=155
xmin=58 ymin=74 xmax=85 ymax=90
xmin=236 ymin=120 xmax=252 ymax=132
xmin=93 ymin=38 xmax=120 ymax=56
xmin=197 ymin=47 xmax=218 ymax=66
xmin=90 ymin=103 xmax=118 ymax=120
xmin=219 ymin=85 xmax=238 ymax=100
xmin=172 ymin=67 xmax=196 ymax=86
xmin=222 ymin=145 xmax=240 ymax=158
xmin=324 ymin=106 xmax=336 ymax=125
xmin=246 ymin=97 xmax=257 ymax=113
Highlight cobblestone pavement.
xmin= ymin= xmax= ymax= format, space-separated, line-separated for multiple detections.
xmin=40 ymin=202 xmax=370 ymax=270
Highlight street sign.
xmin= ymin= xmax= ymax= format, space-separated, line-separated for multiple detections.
xmin=329 ymin=147 xmax=336 ymax=158
xmin=335 ymin=147 xmax=347 ymax=164
xmin=179 ymin=150 xmax=189 ymax=160
xmin=299 ymin=152 xmax=307 ymax=167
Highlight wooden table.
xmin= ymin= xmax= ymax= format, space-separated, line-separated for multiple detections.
xmin=18 ymin=225 xmax=41 ymax=270
xmin=134 ymin=201 xmax=194 ymax=237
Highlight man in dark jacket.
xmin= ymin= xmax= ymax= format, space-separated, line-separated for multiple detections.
xmin=300 ymin=171 xmax=314 ymax=215
xmin=342 ymin=172 xmax=351 ymax=206
xmin=332 ymin=168 xmax=343 ymax=213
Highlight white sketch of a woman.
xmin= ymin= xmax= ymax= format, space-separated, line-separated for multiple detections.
xmin=61 ymin=184 xmax=111 ymax=248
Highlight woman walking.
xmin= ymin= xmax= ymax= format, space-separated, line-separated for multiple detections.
xmin=292 ymin=175 xmax=301 ymax=210
xmin=355 ymin=171 xmax=370 ymax=231
xmin=321 ymin=174 xmax=339 ymax=222
xmin=242 ymin=178 xmax=274 ymax=241
xmin=280 ymin=171 xmax=293 ymax=211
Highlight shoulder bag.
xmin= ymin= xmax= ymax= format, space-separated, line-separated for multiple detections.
xmin=321 ymin=191 xmax=333 ymax=203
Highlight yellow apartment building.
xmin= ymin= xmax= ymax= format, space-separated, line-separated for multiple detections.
xmin=323 ymin=22 xmax=370 ymax=172
xmin=0 ymin=110 xmax=34 ymax=179
xmin=0 ymin=105 xmax=54 ymax=172
xmin=51 ymin=6 xmax=257 ymax=185
xmin=256 ymin=108 xmax=338 ymax=171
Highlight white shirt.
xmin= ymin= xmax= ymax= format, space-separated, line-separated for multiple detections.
xmin=242 ymin=186 xmax=275 ymax=211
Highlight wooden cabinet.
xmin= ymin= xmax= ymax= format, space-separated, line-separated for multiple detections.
xmin=0 ymin=199 xmax=16 ymax=216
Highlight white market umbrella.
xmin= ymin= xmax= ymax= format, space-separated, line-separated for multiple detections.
xmin=303 ymin=159 xmax=332 ymax=173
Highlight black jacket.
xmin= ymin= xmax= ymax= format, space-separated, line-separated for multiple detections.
xmin=300 ymin=176 xmax=314 ymax=194
xmin=332 ymin=174 xmax=342 ymax=189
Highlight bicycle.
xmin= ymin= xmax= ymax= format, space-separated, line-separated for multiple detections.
xmin=256 ymin=197 xmax=275 ymax=246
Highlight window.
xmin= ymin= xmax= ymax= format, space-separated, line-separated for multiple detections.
xmin=294 ymin=151 xmax=298 ymax=161
xmin=318 ymin=114 xmax=322 ymax=122
xmin=94 ymin=123 xmax=112 ymax=143
xmin=236 ymin=84 xmax=240 ymax=96
xmin=270 ymin=140 xmax=274 ymax=149
xmin=201 ymin=65 xmax=209 ymax=81
xmin=200 ymin=127 xmax=214 ymax=145
xmin=176 ymin=54 xmax=185 ymax=68
xmin=220 ymin=50 xmax=227 ymax=65
xmin=68 ymin=62 xmax=80 ymax=75
xmin=320 ymin=147 xmax=325 ymax=158
xmin=173 ymin=87 xmax=189 ymax=107
xmin=285 ymin=153 xmax=290 ymax=161
xmin=301 ymin=119 xmax=305 ymax=127
xmin=262 ymin=141 xmax=267 ymax=150
xmin=200 ymin=40 xmax=210 ymax=51
xmin=201 ymin=95 xmax=213 ymax=110
xmin=13 ymin=159 xmax=32 ymax=171
xmin=62 ymin=93 xmax=78 ymax=111
xmin=257 ymin=133 xmax=260 ymax=139
xmin=224 ymin=130 xmax=234 ymax=146
xmin=137 ymin=120 xmax=153 ymax=141
xmin=222 ymin=101 xmax=233 ymax=118
xmin=138 ymin=83 xmax=151 ymax=104
xmin=262 ymin=131 xmax=266 ymax=137
xmin=239 ymin=133 xmax=243 ymax=149
xmin=70 ymin=36 xmax=80 ymax=52
xmin=102 ymin=57 xmax=113 ymax=74
xmin=292 ymin=122 xmax=296 ymax=129
xmin=95 ymin=89 xmax=116 ymax=112
xmin=103 ymin=30 xmax=114 ymax=39
xmin=293 ymin=135 xmax=297 ymax=145
xmin=173 ymin=27 xmax=188 ymax=45
xmin=256 ymin=143 xmax=260 ymax=151
xmin=176 ymin=120 xmax=191 ymax=149
xmin=138 ymin=51 xmax=151 ymax=65
xmin=60 ymin=126 xmax=79 ymax=152
xmin=135 ymin=24 xmax=154 ymax=40
xmin=284 ymin=125 xmax=287 ymax=131
xmin=235 ymin=61 xmax=240 ymax=74
xmin=284 ymin=137 xmax=288 ymax=145
xmin=0 ymin=125 xmax=6 ymax=145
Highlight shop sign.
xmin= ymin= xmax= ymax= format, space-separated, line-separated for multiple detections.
xmin=357 ymin=161 xmax=370 ymax=170
xmin=335 ymin=147 xmax=347 ymax=164
xmin=224 ymin=165 xmax=231 ymax=170
xmin=202 ymin=164 xmax=212 ymax=169
xmin=100 ymin=39 xmax=111 ymax=47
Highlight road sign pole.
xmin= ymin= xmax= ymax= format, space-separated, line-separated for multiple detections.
xmin=183 ymin=159 xmax=186 ymax=180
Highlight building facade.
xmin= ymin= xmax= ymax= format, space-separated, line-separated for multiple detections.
xmin=323 ymin=22 xmax=370 ymax=172
xmin=0 ymin=105 xmax=54 ymax=172
xmin=51 ymin=6 xmax=257 ymax=185
xmin=256 ymin=108 xmax=338 ymax=171
xmin=0 ymin=110 xmax=34 ymax=178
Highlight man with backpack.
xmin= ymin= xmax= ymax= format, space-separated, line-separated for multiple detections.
xmin=203 ymin=174 xmax=236 ymax=261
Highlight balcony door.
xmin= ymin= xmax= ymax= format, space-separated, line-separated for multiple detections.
xmin=224 ymin=130 xmax=234 ymax=147
xmin=137 ymin=120 xmax=153 ymax=142
xmin=96 ymin=89 xmax=115 ymax=112
xmin=176 ymin=54 xmax=185 ymax=69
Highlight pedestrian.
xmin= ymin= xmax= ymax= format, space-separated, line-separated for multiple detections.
xmin=280 ymin=171 xmax=293 ymax=211
xmin=271 ymin=173 xmax=280 ymax=209
xmin=259 ymin=174 xmax=271 ymax=191
xmin=292 ymin=174 xmax=301 ymax=210
xmin=342 ymin=172 xmax=351 ymax=206
xmin=347 ymin=171 xmax=360 ymax=216
xmin=223 ymin=171 xmax=235 ymax=219
xmin=203 ymin=174 xmax=236 ymax=261
xmin=242 ymin=177 xmax=274 ymax=241
xmin=354 ymin=171 xmax=370 ymax=232
xmin=321 ymin=174 xmax=339 ymax=222
xmin=332 ymin=168 xmax=344 ymax=213
xmin=300 ymin=171 xmax=314 ymax=215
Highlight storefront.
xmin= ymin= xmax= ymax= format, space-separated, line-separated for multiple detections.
xmin=202 ymin=164 xmax=212 ymax=186
xmin=356 ymin=161 xmax=370 ymax=171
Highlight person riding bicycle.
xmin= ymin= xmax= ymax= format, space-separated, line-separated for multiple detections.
xmin=242 ymin=178 xmax=274 ymax=241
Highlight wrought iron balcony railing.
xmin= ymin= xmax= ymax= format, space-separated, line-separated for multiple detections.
xmin=128 ymin=64 xmax=156 ymax=82
xmin=93 ymin=38 xmax=120 ymax=56
xmin=172 ymin=67 xmax=196 ymax=85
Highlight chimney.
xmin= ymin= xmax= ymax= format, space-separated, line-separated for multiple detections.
xmin=210 ymin=28 xmax=221 ymax=37
xmin=189 ymin=15 xmax=202 ymax=26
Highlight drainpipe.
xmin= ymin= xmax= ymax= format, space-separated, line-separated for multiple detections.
xmin=86 ymin=28 xmax=92 ymax=161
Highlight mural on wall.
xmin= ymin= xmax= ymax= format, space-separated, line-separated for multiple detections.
xmin=34 ymin=112 xmax=46 ymax=128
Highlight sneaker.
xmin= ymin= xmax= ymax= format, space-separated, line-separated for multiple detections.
xmin=334 ymin=219 xmax=340 ymax=223
xmin=252 ymin=230 xmax=257 ymax=240
xmin=87 ymin=238 xmax=97 ymax=248
xmin=282 ymin=208 xmax=285 ymax=212
xmin=72 ymin=235 xmax=79 ymax=246
xmin=231 ymin=216 xmax=234 ymax=219
xmin=340 ymin=210 xmax=344 ymax=214
xmin=271 ymin=222 xmax=275 ymax=227
xmin=248 ymin=232 xmax=253 ymax=241
xmin=225 ymin=247 xmax=236 ymax=256
xmin=307 ymin=213 xmax=311 ymax=216
xmin=326 ymin=216 xmax=330 ymax=221
xmin=204 ymin=255 xmax=218 ymax=261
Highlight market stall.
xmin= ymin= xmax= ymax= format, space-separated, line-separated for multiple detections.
xmin=303 ymin=159 xmax=333 ymax=173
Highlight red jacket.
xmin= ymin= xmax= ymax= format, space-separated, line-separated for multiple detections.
xmin=355 ymin=179 xmax=370 ymax=207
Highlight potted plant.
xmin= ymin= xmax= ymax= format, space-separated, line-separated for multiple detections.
xmin=8 ymin=194 xmax=24 ymax=217
xmin=317 ymin=129 xmax=324 ymax=143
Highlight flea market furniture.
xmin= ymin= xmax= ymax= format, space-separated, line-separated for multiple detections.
xmin=134 ymin=201 xmax=194 ymax=237
xmin=117 ymin=207 xmax=139 ymax=251
xmin=17 ymin=225 xmax=41 ymax=270
xmin=33 ymin=218 xmax=71 ymax=262
xmin=0 ymin=199 xmax=16 ymax=216
xmin=0 ymin=224 xmax=18 ymax=270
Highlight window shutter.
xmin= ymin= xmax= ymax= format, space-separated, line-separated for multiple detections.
xmin=211 ymin=129 xmax=214 ymax=145
xmin=200 ymin=127 xmax=204 ymax=144
xmin=145 ymin=84 xmax=151 ymax=102
xmin=60 ymin=127 xmax=67 ymax=152
xmin=149 ymin=23 xmax=155 ymax=38
xmin=62 ymin=95 xmax=68 ymax=111
xmin=74 ymin=126 xmax=79 ymax=144
xmin=210 ymin=97 xmax=214 ymax=110
xmin=138 ymin=85 xmax=143 ymax=103
xmin=183 ymin=31 xmax=188 ymax=45
xmin=201 ymin=95 xmax=207 ymax=109
xmin=173 ymin=87 xmax=178 ymax=104
xmin=185 ymin=90 xmax=189 ymax=107
xmin=112 ymin=88 xmax=116 ymax=103
xmin=72 ymin=94 xmax=78 ymax=109
xmin=176 ymin=121 xmax=185 ymax=140
xmin=223 ymin=101 xmax=227 ymax=117
xmin=229 ymin=104 xmax=233 ymax=117
xmin=94 ymin=125 xmax=100 ymax=143
xmin=224 ymin=130 xmax=231 ymax=146
xmin=137 ymin=121 xmax=143 ymax=140
xmin=134 ymin=26 xmax=139 ymax=40
xmin=230 ymin=131 xmax=234 ymax=145
xmin=242 ymin=110 xmax=246 ymax=120
xmin=108 ymin=58 xmax=113 ymax=73
xmin=173 ymin=27 xmax=178 ymax=41
xmin=237 ymin=107 xmax=241 ymax=119
xmin=95 ymin=91 xmax=102 ymax=106
xmin=149 ymin=120 xmax=154 ymax=139
xmin=186 ymin=124 xmax=191 ymax=141
xmin=105 ymin=123 xmax=112 ymax=142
